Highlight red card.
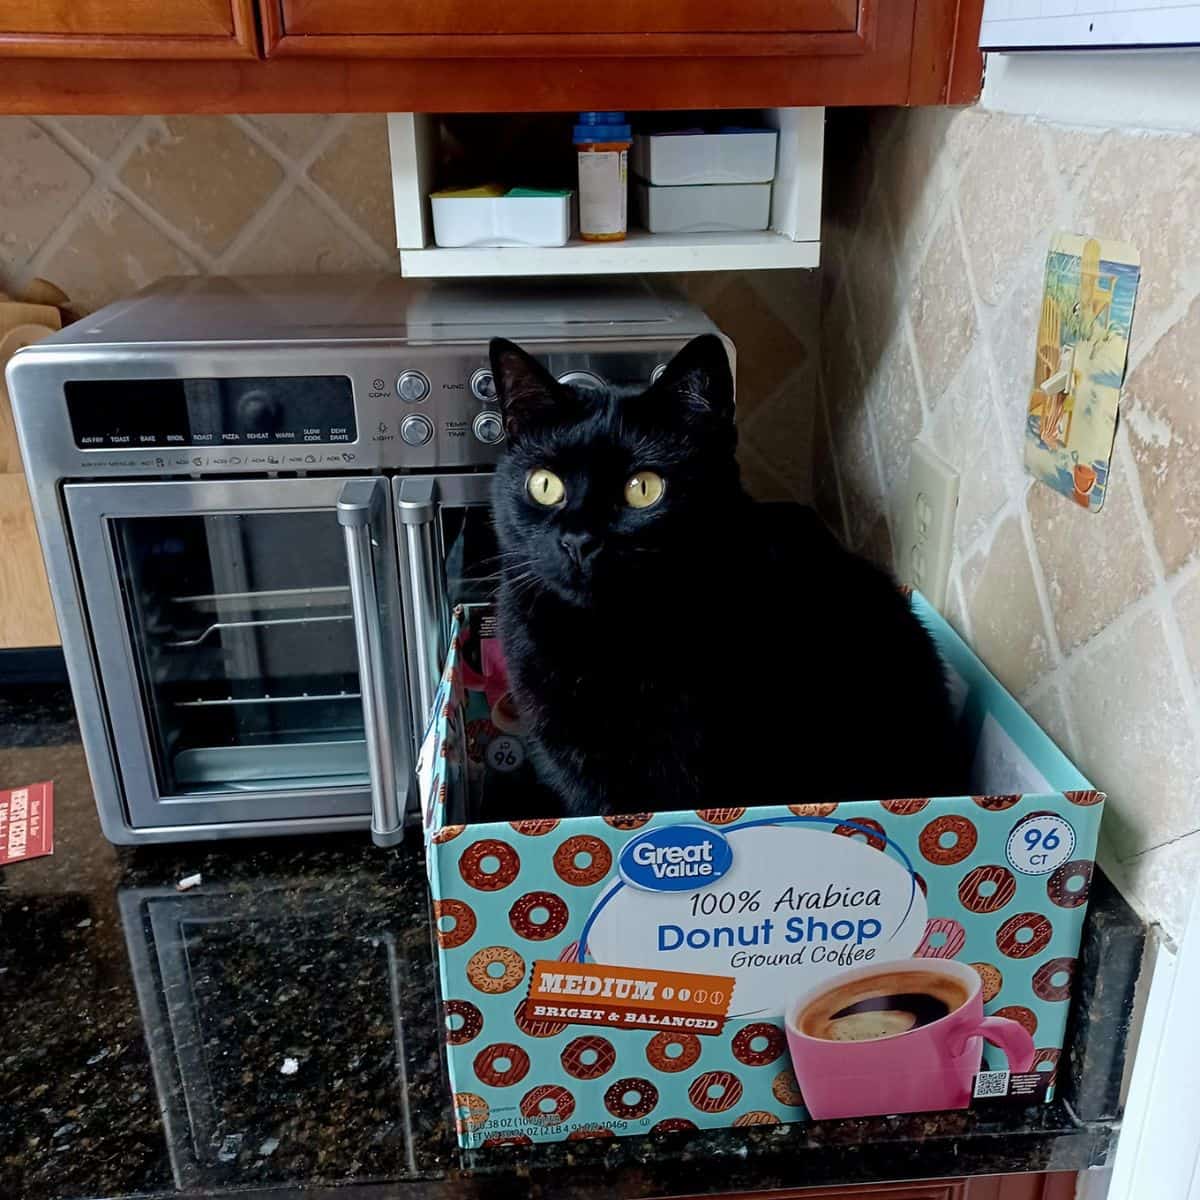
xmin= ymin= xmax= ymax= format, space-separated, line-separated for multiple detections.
xmin=0 ymin=781 xmax=54 ymax=865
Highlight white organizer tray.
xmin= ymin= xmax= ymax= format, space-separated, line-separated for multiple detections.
xmin=631 ymin=129 xmax=778 ymax=185
xmin=431 ymin=192 xmax=573 ymax=248
xmin=637 ymin=180 xmax=771 ymax=234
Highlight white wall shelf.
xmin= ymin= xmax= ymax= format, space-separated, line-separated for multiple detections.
xmin=387 ymin=108 xmax=823 ymax=279
xmin=398 ymin=229 xmax=819 ymax=277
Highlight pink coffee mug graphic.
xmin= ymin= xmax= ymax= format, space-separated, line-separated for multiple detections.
xmin=785 ymin=958 xmax=1035 ymax=1119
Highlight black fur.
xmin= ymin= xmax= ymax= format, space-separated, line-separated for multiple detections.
xmin=488 ymin=333 xmax=966 ymax=818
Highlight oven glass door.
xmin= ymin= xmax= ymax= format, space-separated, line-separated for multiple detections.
xmin=395 ymin=473 xmax=496 ymax=723
xmin=66 ymin=477 xmax=408 ymax=833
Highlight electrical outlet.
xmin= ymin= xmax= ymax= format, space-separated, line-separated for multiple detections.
xmin=898 ymin=442 xmax=959 ymax=611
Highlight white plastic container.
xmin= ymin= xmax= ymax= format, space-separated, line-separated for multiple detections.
xmin=430 ymin=190 xmax=572 ymax=248
xmin=637 ymin=180 xmax=772 ymax=234
xmin=631 ymin=129 xmax=778 ymax=186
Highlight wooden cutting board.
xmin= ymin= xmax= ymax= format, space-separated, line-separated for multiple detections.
xmin=1 ymin=317 xmax=62 ymax=648
xmin=1 ymin=324 xmax=58 ymax=473
xmin=0 ymin=474 xmax=59 ymax=649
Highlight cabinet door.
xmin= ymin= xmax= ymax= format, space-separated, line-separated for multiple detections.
xmin=656 ymin=1173 xmax=1077 ymax=1200
xmin=0 ymin=0 xmax=258 ymax=58
xmin=264 ymin=0 xmax=867 ymax=56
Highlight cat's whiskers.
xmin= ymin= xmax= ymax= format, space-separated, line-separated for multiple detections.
xmin=501 ymin=566 xmax=547 ymax=605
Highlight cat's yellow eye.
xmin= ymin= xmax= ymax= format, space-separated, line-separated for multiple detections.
xmin=526 ymin=468 xmax=566 ymax=507
xmin=624 ymin=470 xmax=665 ymax=510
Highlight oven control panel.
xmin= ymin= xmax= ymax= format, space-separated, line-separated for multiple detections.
xmin=44 ymin=339 xmax=705 ymax=477
xmin=66 ymin=376 xmax=356 ymax=449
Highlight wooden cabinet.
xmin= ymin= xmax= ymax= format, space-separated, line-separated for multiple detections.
xmin=666 ymin=1174 xmax=1079 ymax=1200
xmin=264 ymin=0 xmax=863 ymax=56
xmin=0 ymin=0 xmax=258 ymax=58
xmin=0 ymin=0 xmax=982 ymax=111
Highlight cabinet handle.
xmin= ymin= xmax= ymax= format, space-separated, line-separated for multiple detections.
xmin=338 ymin=479 xmax=404 ymax=848
xmin=397 ymin=476 xmax=446 ymax=722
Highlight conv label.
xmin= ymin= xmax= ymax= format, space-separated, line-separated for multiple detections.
xmin=527 ymin=961 xmax=736 ymax=1034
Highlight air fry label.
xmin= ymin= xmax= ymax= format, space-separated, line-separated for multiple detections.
xmin=0 ymin=781 xmax=54 ymax=866
xmin=527 ymin=961 xmax=735 ymax=1034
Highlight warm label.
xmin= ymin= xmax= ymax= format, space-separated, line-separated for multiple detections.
xmin=0 ymin=782 xmax=54 ymax=866
xmin=527 ymin=961 xmax=735 ymax=1034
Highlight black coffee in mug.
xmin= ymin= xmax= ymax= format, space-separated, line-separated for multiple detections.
xmin=798 ymin=969 xmax=970 ymax=1042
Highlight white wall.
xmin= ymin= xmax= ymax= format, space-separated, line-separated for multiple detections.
xmin=978 ymin=49 xmax=1200 ymax=1200
xmin=982 ymin=49 xmax=1200 ymax=132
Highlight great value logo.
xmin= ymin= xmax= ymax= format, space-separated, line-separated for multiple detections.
xmin=619 ymin=825 xmax=734 ymax=893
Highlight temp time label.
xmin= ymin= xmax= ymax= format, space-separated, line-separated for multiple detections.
xmin=1006 ymin=813 xmax=1076 ymax=876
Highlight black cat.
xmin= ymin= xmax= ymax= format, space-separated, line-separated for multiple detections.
xmin=488 ymin=333 xmax=966 ymax=818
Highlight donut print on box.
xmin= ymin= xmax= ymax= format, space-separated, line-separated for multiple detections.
xmin=561 ymin=1036 xmax=617 ymax=1080
xmin=508 ymin=891 xmax=570 ymax=941
xmin=422 ymin=602 xmax=1106 ymax=1147
xmin=646 ymin=1032 xmax=702 ymax=1073
xmin=474 ymin=1042 xmax=531 ymax=1088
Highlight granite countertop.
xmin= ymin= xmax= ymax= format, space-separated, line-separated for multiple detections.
xmin=0 ymin=684 xmax=1145 ymax=1200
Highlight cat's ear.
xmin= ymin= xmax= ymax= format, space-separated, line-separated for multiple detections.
xmin=490 ymin=337 xmax=576 ymax=441
xmin=648 ymin=334 xmax=734 ymax=429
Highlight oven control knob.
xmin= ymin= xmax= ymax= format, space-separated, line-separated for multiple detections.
xmin=470 ymin=368 xmax=497 ymax=401
xmin=397 ymin=370 xmax=430 ymax=403
xmin=400 ymin=414 xmax=434 ymax=446
xmin=473 ymin=411 xmax=505 ymax=446
xmin=557 ymin=370 xmax=607 ymax=399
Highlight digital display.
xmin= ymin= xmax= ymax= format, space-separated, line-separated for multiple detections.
xmin=66 ymin=376 xmax=356 ymax=449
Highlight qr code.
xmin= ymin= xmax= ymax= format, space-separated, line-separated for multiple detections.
xmin=973 ymin=1070 xmax=1011 ymax=1098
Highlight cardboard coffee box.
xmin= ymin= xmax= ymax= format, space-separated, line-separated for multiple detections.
xmin=420 ymin=595 xmax=1103 ymax=1147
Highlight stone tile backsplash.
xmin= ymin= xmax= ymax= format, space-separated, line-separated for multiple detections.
xmin=819 ymin=106 xmax=1200 ymax=940
xmin=0 ymin=114 xmax=819 ymax=509
xmin=14 ymin=103 xmax=1194 ymax=939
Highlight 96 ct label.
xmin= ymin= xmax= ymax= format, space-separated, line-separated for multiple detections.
xmin=1006 ymin=814 xmax=1075 ymax=876
xmin=487 ymin=736 xmax=526 ymax=773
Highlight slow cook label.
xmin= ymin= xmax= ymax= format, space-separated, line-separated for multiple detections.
xmin=584 ymin=823 xmax=927 ymax=1017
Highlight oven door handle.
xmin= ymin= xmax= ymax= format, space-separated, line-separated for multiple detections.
xmin=338 ymin=478 xmax=404 ymax=848
xmin=396 ymin=476 xmax=446 ymax=722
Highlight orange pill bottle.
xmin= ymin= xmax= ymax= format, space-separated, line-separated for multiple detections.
xmin=574 ymin=111 xmax=632 ymax=242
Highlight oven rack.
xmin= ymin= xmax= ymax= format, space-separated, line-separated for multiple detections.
xmin=170 ymin=585 xmax=351 ymax=613
xmin=174 ymin=690 xmax=363 ymax=709
xmin=166 ymin=613 xmax=352 ymax=649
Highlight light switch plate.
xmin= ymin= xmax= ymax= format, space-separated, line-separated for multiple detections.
xmin=898 ymin=442 xmax=959 ymax=612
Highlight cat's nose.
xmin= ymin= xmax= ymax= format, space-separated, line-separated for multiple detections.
xmin=559 ymin=531 xmax=600 ymax=569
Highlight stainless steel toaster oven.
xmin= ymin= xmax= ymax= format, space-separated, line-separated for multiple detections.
xmin=6 ymin=274 xmax=721 ymax=846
